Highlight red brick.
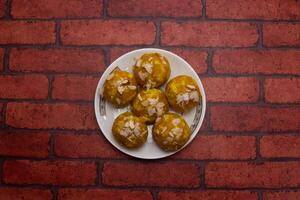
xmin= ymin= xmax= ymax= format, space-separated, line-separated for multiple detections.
xmin=161 ymin=22 xmax=258 ymax=47
xmin=264 ymin=24 xmax=300 ymax=47
xmin=200 ymin=115 xmax=210 ymax=131
xmin=0 ymin=103 xmax=4 ymax=125
xmin=158 ymin=191 xmax=257 ymax=200
xmin=108 ymin=0 xmax=201 ymax=17
xmin=0 ymin=0 xmax=4 ymax=17
xmin=6 ymin=102 xmax=97 ymax=130
xmin=109 ymin=47 xmax=208 ymax=74
xmin=206 ymin=162 xmax=300 ymax=188
xmin=206 ymin=0 xmax=300 ymax=20
xmin=109 ymin=47 xmax=135 ymax=62
xmin=0 ymin=48 xmax=3 ymax=71
xmin=173 ymin=135 xmax=256 ymax=160
xmin=10 ymin=48 xmax=105 ymax=73
xmin=0 ymin=75 xmax=48 ymax=99
xmin=58 ymin=189 xmax=152 ymax=200
xmin=265 ymin=78 xmax=300 ymax=103
xmin=202 ymin=77 xmax=259 ymax=102
xmin=171 ymin=48 xmax=207 ymax=74
xmin=264 ymin=191 xmax=300 ymax=200
xmin=61 ymin=20 xmax=156 ymax=45
xmin=261 ymin=135 xmax=300 ymax=158
xmin=213 ymin=50 xmax=300 ymax=75
xmin=54 ymin=133 xmax=124 ymax=158
xmin=52 ymin=75 xmax=99 ymax=101
xmin=12 ymin=0 xmax=102 ymax=18
xmin=102 ymin=162 xmax=200 ymax=187
xmin=210 ymin=106 xmax=300 ymax=132
xmin=0 ymin=131 xmax=50 ymax=158
xmin=0 ymin=21 xmax=55 ymax=44
xmin=3 ymin=160 xmax=97 ymax=185
xmin=0 ymin=188 xmax=52 ymax=200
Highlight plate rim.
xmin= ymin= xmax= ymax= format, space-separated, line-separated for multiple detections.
xmin=94 ymin=48 xmax=206 ymax=159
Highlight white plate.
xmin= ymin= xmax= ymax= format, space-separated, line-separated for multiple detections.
xmin=94 ymin=48 xmax=206 ymax=159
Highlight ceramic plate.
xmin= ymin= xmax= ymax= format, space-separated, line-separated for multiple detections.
xmin=94 ymin=48 xmax=206 ymax=159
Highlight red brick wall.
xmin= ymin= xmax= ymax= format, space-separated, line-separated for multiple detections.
xmin=0 ymin=0 xmax=300 ymax=199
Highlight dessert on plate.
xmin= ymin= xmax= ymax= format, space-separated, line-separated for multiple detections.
xmin=133 ymin=53 xmax=170 ymax=89
xmin=103 ymin=68 xmax=137 ymax=106
xmin=112 ymin=112 xmax=148 ymax=148
xmin=102 ymin=51 xmax=203 ymax=154
xmin=153 ymin=113 xmax=191 ymax=151
xmin=131 ymin=89 xmax=169 ymax=124
xmin=165 ymin=75 xmax=201 ymax=113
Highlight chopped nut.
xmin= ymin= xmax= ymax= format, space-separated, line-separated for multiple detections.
xmin=176 ymin=93 xmax=190 ymax=105
xmin=189 ymin=91 xmax=199 ymax=102
xmin=155 ymin=117 xmax=161 ymax=123
xmin=175 ymin=132 xmax=183 ymax=140
xmin=156 ymin=102 xmax=165 ymax=116
xmin=187 ymin=84 xmax=196 ymax=89
xmin=148 ymin=98 xmax=159 ymax=106
xmin=145 ymin=82 xmax=151 ymax=89
xmin=117 ymin=86 xmax=126 ymax=94
xmin=119 ymin=130 xmax=129 ymax=137
xmin=143 ymin=63 xmax=153 ymax=74
xmin=147 ymin=107 xmax=156 ymax=116
xmin=120 ymin=79 xmax=128 ymax=84
xmin=124 ymin=121 xmax=129 ymax=128
xmin=138 ymin=71 xmax=148 ymax=81
xmin=127 ymin=85 xmax=137 ymax=90
xmin=133 ymin=124 xmax=141 ymax=136
xmin=166 ymin=137 xmax=173 ymax=142
xmin=168 ymin=132 xmax=175 ymax=138
xmin=114 ymin=79 xmax=128 ymax=88
xmin=145 ymin=80 xmax=156 ymax=89
xmin=171 ymin=127 xmax=183 ymax=135
xmin=156 ymin=102 xmax=164 ymax=108
xmin=125 ymin=120 xmax=135 ymax=129
xmin=156 ymin=108 xmax=163 ymax=116
xmin=172 ymin=118 xmax=181 ymax=126
xmin=137 ymin=93 xmax=143 ymax=101
xmin=156 ymin=105 xmax=164 ymax=116
xmin=141 ymin=100 xmax=149 ymax=107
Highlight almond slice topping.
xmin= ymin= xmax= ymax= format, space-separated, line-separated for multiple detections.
xmin=176 ymin=93 xmax=190 ymax=105
xmin=143 ymin=63 xmax=153 ymax=74
xmin=147 ymin=107 xmax=156 ymax=116
xmin=137 ymin=93 xmax=143 ymax=101
xmin=189 ymin=91 xmax=199 ymax=102
xmin=125 ymin=120 xmax=135 ymax=130
xmin=138 ymin=71 xmax=148 ymax=81
xmin=141 ymin=100 xmax=149 ymax=107
xmin=117 ymin=86 xmax=126 ymax=94
xmin=127 ymin=85 xmax=137 ymax=90
xmin=172 ymin=118 xmax=181 ymax=126
xmin=187 ymin=84 xmax=196 ymax=89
